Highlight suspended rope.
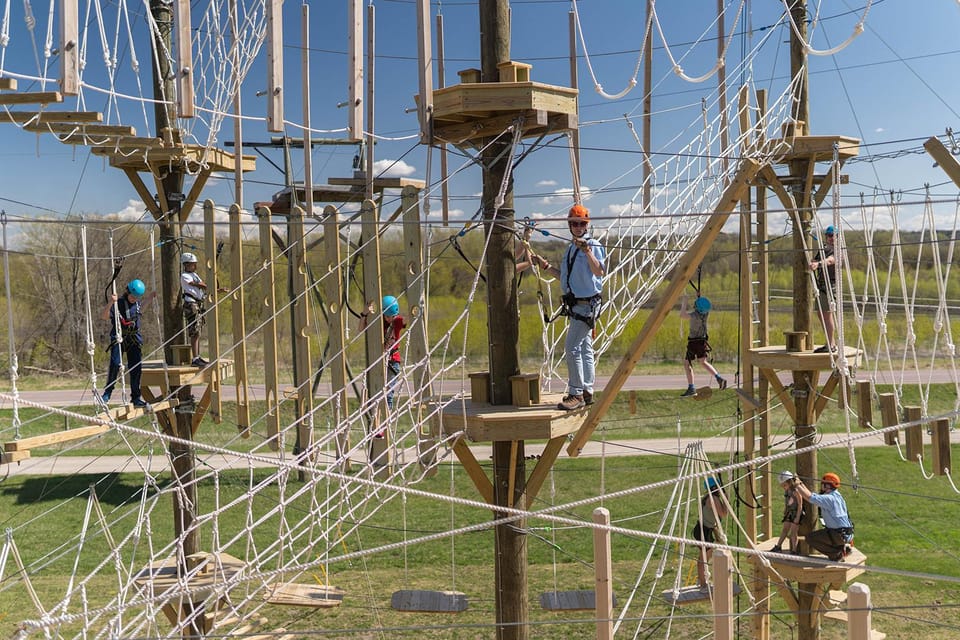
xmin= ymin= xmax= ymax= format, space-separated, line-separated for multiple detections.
xmin=780 ymin=0 xmax=872 ymax=57
xmin=79 ymin=218 xmax=103 ymax=408
xmin=1 ymin=210 xmax=21 ymax=437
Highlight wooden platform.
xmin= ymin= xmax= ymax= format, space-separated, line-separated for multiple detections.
xmin=540 ymin=589 xmax=617 ymax=611
xmin=428 ymin=81 xmax=577 ymax=146
xmin=391 ymin=589 xmax=467 ymax=612
xmin=263 ymin=177 xmax=426 ymax=213
xmin=752 ymin=537 xmax=866 ymax=585
xmin=265 ymin=582 xmax=344 ymax=608
xmin=769 ymin=134 xmax=861 ymax=163
xmin=140 ymin=359 xmax=234 ymax=388
xmin=438 ymin=394 xmax=585 ymax=442
xmin=747 ymin=345 xmax=862 ymax=371
xmin=661 ymin=583 xmax=742 ymax=605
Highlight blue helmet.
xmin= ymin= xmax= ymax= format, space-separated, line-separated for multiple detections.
xmin=705 ymin=477 xmax=719 ymax=491
xmin=694 ymin=296 xmax=711 ymax=314
xmin=127 ymin=279 xmax=146 ymax=297
xmin=825 ymin=224 xmax=836 ymax=236
xmin=383 ymin=295 xmax=399 ymax=317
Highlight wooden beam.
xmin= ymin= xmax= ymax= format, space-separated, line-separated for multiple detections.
xmin=24 ymin=122 xmax=135 ymax=136
xmin=812 ymin=370 xmax=841 ymax=421
xmin=567 ymin=158 xmax=760 ymax=456
xmin=259 ymin=207 xmax=281 ymax=451
xmin=0 ymin=111 xmax=102 ymax=124
xmin=266 ymin=0 xmax=283 ymax=131
xmin=0 ymin=78 xmax=18 ymax=91
xmin=174 ymin=0 xmax=194 ymax=117
xmin=452 ymin=438 xmax=493 ymax=504
xmin=121 ymin=169 xmax=162 ymax=218
xmin=191 ymin=383 xmax=214 ymax=435
xmin=523 ymin=436 xmax=565 ymax=509
xmin=178 ymin=169 xmax=211 ymax=222
xmin=0 ymin=91 xmax=62 ymax=105
xmin=925 ymin=136 xmax=960 ymax=190
xmin=759 ymin=368 xmax=797 ymax=423
xmin=204 ymin=200 xmax=223 ymax=426
xmin=758 ymin=164 xmax=795 ymax=214
xmin=60 ymin=0 xmax=79 ymax=95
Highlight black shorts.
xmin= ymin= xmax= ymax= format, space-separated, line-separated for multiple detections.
xmin=692 ymin=523 xmax=715 ymax=543
xmin=685 ymin=338 xmax=710 ymax=362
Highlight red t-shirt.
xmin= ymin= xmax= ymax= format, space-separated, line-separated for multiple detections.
xmin=384 ymin=315 xmax=405 ymax=362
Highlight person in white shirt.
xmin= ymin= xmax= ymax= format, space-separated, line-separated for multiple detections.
xmin=181 ymin=253 xmax=209 ymax=367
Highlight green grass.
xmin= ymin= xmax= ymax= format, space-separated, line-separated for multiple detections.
xmin=0 ymin=445 xmax=958 ymax=638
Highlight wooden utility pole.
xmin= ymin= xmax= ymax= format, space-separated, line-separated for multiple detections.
xmin=151 ymin=0 xmax=200 ymax=634
xmin=787 ymin=2 xmax=819 ymax=638
xmin=478 ymin=1 xmax=526 ymax=638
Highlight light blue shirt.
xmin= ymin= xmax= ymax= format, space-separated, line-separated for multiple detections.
xmin=807 ymin=490 xmax=852 ymax=529
xmin=559 ymin=237 xmax=605 ymax=298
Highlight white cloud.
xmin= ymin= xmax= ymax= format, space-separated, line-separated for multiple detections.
xmin=374 ymin=159 xmax=416 ymax=178
xmin=536 ymin=179 xmax=558 ymax=188
xmin=874 ymin=127 xmax=885 ymax=133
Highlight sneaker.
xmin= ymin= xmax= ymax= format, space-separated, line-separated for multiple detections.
xmin=582 ymin=390 xmax=594 ymax=405
xmin=717 ymin=377 xmax=728 ymax=390
xmin=843 ymin=543 xmax=852 ymax=557
xmin=771 ymin=544 xmax=783 ymax=554
xmin=813 ymin=344 xmax=837 ymax=353
xmin=192 ymin=357 xmax=209 ymax=367
xmin=101 ymin=392 xmax=111 ymax=404
xmin=680 ymin=387 xmax=696 ymax=397
xmin=131 ymin=398 xmax=149 ymax=409
xmin=557 ymin=394 xmax=584 ymax=411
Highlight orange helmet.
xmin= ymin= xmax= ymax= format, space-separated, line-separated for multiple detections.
xmin=821 ymin=472 xmax=841 ymax=488
xmin=568 ymin=204 xmax=590 ymax=222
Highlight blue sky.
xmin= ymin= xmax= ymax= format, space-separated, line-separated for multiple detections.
xmin=0 ymin=0 xmax=959 ymax=233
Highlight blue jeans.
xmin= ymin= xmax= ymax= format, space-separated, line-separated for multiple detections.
xmin=564 ymin=303 xmax=595 ymax=396
xmin=386 ymin=360 xmax=401 ymax=409
xmin=104 ymin=340 xmax=143 ymax=400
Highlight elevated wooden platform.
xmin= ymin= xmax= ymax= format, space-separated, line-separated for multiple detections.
xmin=263 ymin=176 xmax=426 ymax=213
xmin=428 ymin=80 xmax=577 ymax=146
xmin=747 ymin=345 xmax=862 ymax=371
xmin=438 ymin=394 xmax=584 ymax=442
xmin=769 ymin=134 xmax=861 ymax=163
xmin=140 ymin=359 xmax=234 ymax=388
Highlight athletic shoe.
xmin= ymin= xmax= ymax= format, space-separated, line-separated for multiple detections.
xmin=101 ymin=392 xmax=111 ymax=404
xmin=557 ymin=394 xmax=584 ymax=411
xmin=680 ymin=387 xmax=696 ymax=397
xmin=582 ymin=390 xmax=594 ymax=405
xmin=192 ymin=357 xmax=209 ymax=367
xmin=771 ymin=544 xmax=783 ymax=554
xmin=813 ymin=344 xmax=837 ymax=353
xmin=132 ymin=398 xmax=149 ymax=409
xmin=717 ymin=377 xmax=728 ymax=390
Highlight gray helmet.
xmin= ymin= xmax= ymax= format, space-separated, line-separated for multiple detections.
xmin=778 ymin=470 xmax=794 ymax=484
xmin=181 ymin=252 xmax=198 ymax=264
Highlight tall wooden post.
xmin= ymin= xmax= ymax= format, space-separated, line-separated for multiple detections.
xmin=151 ymin=0 xmax=199 ymax=635
xmin=479 ymin=1 xmax=526 ymax=638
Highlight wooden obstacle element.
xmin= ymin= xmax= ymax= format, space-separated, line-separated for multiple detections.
xmin=0 ymin=78 xmax=17 ymax=90
xmin=265 ymin=582 xmax=344 ymax=608
xmin=539 ymin=589 xmax=617 ymax=611
xmin=469 ymin=371 xmax=490 ymax=404
xmin=509 ymin=373 xmax=541 ymax=407
xmin=1 ymin=398 xmax=179 ymax=463
xmin=391 ymin=589 xmax=467 ymax=613
xmin=660 ymin=583 xmax=742 ymax=606
xmin=0 ymin=91 xmax=62 ymax=105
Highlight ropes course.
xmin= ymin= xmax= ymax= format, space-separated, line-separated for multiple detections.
xmin=0 ymin=0 xmax=959 ymax=638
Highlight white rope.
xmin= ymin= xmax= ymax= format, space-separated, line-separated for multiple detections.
xmin=781 ymin=0 xmax=871 ymax=56
xmin=651 ymin=0 xmax=746 ymax=84
xmin=570 ymin=0 xmax=646 ymax=100
xmin=79 ymin=219 xmax=103 ymax=408
xmin=107 ymin=231 xmax=128 ymax=402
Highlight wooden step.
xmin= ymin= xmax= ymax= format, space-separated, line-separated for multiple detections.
xmin=24 ymin=122 xmax=136 ymax=137
xmin=0 ymin=110 xmax=103 ymax=124
xmin=0 ymin=91 xmax=62 ymax=105
xmin=4 ymin=399 xmax=178 ymax=452
xmin=0 ymin=78 xmax=18 ymax=91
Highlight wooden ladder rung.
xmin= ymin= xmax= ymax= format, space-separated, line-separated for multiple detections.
xmin=24 ymin=122 xmax=136 ymax=137
xmin=0 ymin=110 xmax=103 ymax=124
xmin=0 ymin=91 xmax=62 ymax=105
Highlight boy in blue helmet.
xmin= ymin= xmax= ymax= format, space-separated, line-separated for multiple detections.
xmin=101 ymin=279 xmax=156 ymax=407
xmin=359 ymin=295 xmax=406 ymax=412
xmin=692 ymin=477 xmax=727 ymax=591
xmin=679 ymin=294 xmax=727 ymax=397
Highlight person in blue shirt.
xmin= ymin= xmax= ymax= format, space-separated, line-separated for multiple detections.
xmin=796 ymin=471 xmax=854 ymax=561
xmin=101 ymin=279 xmax=155 ymax=408
xmin=539 ymin=204 xmax=606 ymax=411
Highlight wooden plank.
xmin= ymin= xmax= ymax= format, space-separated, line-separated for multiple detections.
xmin=540 ymin=590 xmax=606 ymax=611
xmin=24 ymin=122 xmax=135 ymax=136
xmin=523 ymin=436 xmax=565 ymax=509
xmin=924 ymin=136 xmax=960 ymax=190
xmin=266 ymin=583 xmax=344 ymax=608
xmin=259 ymin=207 xmax=281 ymax=450
xmin=60 ymin=0 xmax=79 ymax=95
xmin=391 ymin=589 xmax=467 ymax=612
xmin=903 ymin=405 xmax=923 ymax=463
xmin=759 ymin=368 xmax=796 ymax=423
xmin=266 ymin=0 xmax=283 ymax=131
xmin=932 ymin=417 xmax=952 ymax=476
xmin=0 ymin=111 xmax=102 ymax=124
xmin=877 ymin=392 xmax=899 ymax=446
xmin=327 ymin=176 xmax=427 ymax=189
xmin=0 ymin=78 xmax=18 ymax=91
xmin=203 ymin=200 xmax=223 ymax=425
xmin=0 ymin=91 xmax=62 ymax=105
xmin=452 ymin=438 xmax=493 ymax=504
xmin=1 ymin=450 xmax=31 ymax=464
xmin=813 ymin=370 xmax=841 ymax=421
xmin=174 ymin=0 xmax=194 ymax=117
xmin=191 ymin=383 xmax=213 ymax=435
xmin=229 ymin=205 xmax=251 ymax=437
xmin=857 ymin=380 xmax=873 ymax=430
xmin=567 ymin=158 xmax=760 ymax=457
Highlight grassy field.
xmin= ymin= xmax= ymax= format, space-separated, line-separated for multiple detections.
xmin=0 ymin=440 xmax=958 ymax=638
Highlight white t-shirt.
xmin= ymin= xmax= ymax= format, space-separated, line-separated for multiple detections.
xmin=181 ymin=271 xmax=205 ymax=301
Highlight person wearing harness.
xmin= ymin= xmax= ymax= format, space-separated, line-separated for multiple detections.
xmin=101 ymin=279 xmax=155 ymax=407
xmin=679 ymin=295 xmax=727 ymax=397
xmin=796 ymin=471 xmax=855 ymax=561
xmin=809 ymin=224 xmax=839 ymax=353
xmin=692 ymin=477 xmax=728 ymax=591
xmin=540 ymin=204 xmax=606 ymax=411
xmin=359 ymin=295 xmax=406 ymax=413
xmin=772 ymin=470 xmax=805 ymax=554
xmin=180 ymin=252 xmax=210 ymax=367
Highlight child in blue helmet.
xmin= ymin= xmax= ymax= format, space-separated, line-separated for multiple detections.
xmin=679 ymin=294 xmax=727 ymax=397
xmin=359 ymin=295 xmax=406 ymax=412
xmin=101 ymin=279 xmax=156 ymax=407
